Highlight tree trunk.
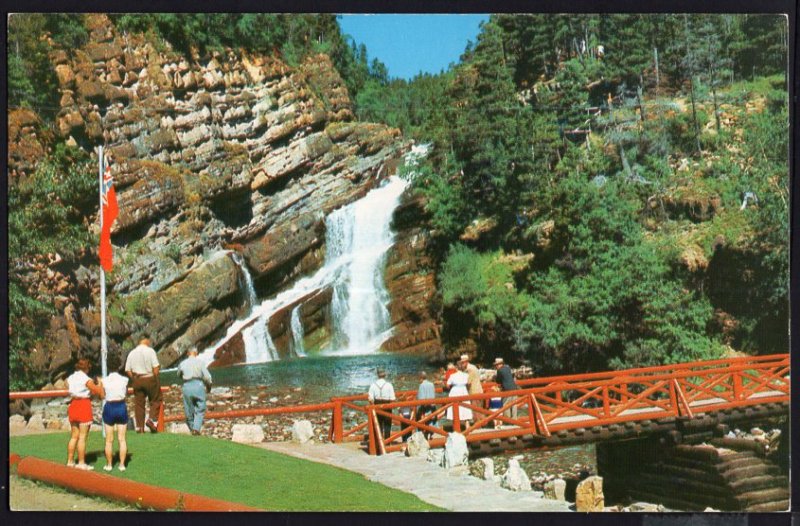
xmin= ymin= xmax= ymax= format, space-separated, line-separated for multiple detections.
xmin=688 ymin=76 xmax=702 ymax=153
xmin=711 ymin=70 xmax=721 ymax=133
xmin=654 ymin=47 xmax=660 ymax=90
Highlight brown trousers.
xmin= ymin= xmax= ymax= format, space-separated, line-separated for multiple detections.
xmin=132 ymin=375 xmax=162 ymax=429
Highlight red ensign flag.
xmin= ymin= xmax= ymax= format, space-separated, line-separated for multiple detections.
xmin=99 ymin=160 xmax=118 ymax=271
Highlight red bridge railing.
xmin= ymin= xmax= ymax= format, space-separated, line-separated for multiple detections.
xmin=9 ymin=354 xmax=788 ymax=456
xmin=330 ymin=353 xmax=789 ymax=454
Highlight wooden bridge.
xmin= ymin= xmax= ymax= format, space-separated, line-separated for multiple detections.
xmin=327 ymin=353 xmax=789 ymax=456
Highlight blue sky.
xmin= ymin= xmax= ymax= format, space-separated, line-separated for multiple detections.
xmin=338 ymin=14 xmax=489 ymax=80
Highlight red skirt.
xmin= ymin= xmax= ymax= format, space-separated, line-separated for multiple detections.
xmin=68 ymin=398 xmax=93 ymax=424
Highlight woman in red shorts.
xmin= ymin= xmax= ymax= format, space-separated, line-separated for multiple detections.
xmin=66 ymin=359 xmax=104 ymax=469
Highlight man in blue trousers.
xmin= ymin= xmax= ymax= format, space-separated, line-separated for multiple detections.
xmin=177 ymin=347 xmax=213 ymax=436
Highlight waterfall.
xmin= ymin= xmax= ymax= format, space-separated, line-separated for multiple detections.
xmin=231 ymin=252 xmax=258 ymax=309
xmin=242 ymin=313 xmax=279 ymax=363
xmin=198 ymin=175 xmax=410 ymax=365
xmin=290 ymin=306 xmax=307 ymax=357
xmin=327 ymin=177 xmax=406 ymax=355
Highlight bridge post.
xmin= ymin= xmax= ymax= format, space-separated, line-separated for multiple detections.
xmin=602 ymin=386 xmax=610 ymax=417
xmin=157 ymin=401 xmax=165 ymax=432
xmin=621 ymin=383 xmax=628 ymax=403
xmin=367 ymin=407 xmax=377 ymax=455
xmin=733 ymin=373 xmax=743 ymax=400
xmin=668 ymin=380 xmax=679 ymax=416
xmin=453 ymin=404 xmax=461 ymax=433
xmin=332 ymin=400 xmax=343 ymax=443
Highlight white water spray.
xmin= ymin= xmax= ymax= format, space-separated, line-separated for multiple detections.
xmin=231 ymin=252 xmax=258 ymax=309
xmin=290 ymin=305 xmax=307 ymax=357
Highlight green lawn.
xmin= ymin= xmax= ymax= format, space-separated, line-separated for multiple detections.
xmin=10 ymin=432 xmax=441 ymax=511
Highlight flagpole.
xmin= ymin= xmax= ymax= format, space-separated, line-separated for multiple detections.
xmin=99 ymin=146 xmax=107 ymax=439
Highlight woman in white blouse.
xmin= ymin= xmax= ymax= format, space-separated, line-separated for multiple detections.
xmin=66 ymin=359 xmax=104 ymax=469
xmin=446 ymin=362 xmax=473 ymax=426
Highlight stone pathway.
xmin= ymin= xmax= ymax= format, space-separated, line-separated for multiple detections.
xmin=259 ymin=441 xmax=572 ymax=512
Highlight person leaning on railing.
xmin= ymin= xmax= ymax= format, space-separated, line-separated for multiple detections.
xmin=66 ymin=358 xmax=105 ymax=470
xmin=493 ymin=357 xmax=519 ymax=421
xmin=367 ymin=368 xmax=396 ymax=445
xmin=416 ymin=371 xmax=436 ymax=438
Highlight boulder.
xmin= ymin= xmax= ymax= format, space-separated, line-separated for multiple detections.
xmin=440 ymin=432 xmax=468 ymax=468
xmin=426 ymin=449 xmax=444 ymax=466
xmin=543 ymin=478 xmax=567 ymax=501
xmin=9 ymin=415 xmax=27 ymax=434
xmin=575 ymin=476 xmax=604 ymax=512
xmin=168 ymin=423 xmax=192 ymax=435
xmin=291 ymin=420 xmax=314 ymax=443
xmin=26 ymin=414 xmax=46 ymax=432
xmin=628 ymin=502 xmax=665 ymax=512
xmin=405 ymin=431 xmax=430 ymax=457
xmin=9 ymin=399 xmax=31 ymax=419
xmin=469 ymin=458 xmax=495 ymax=481
xmin=44 ymin=418 xmax=65 ymax=430
xmin=231 ymin=424 xmax=265 ymax=444
xmin=500 ymin=459 xmax=531 ymax=492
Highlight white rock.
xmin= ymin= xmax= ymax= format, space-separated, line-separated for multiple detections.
xmin=476 ymin=458 xmax=495 ymax=480
xmin=405 ymin=432 xmax=430 ymax=457
xmin=441 ymin=433 xmax=469 ymax=468
xmin=168 ymin=423 xmax=192 ymax=435
xmin=543 ymin=478 xmax=566 ymax=500
xmin=26 ymin=414 xmax=46 ymax=431
xmin=628 ymin=502 xmax=664 ymax=512
xmin=210 ymin=387 xmax=231 ymax=396
xmin=231 ymin=424 xmax=264 ymax=444
xmin=427 ymin=449 xmax=444 ymax=465
xmin=501 ymin=459 xmax=531 ymax=491
xmin=269 ymin=397 xmax=279 ymax=403
xmin=9 ymin=415 xmax=26 ymax=434
xmin=291 ymin=420 xmax=314 ymax=443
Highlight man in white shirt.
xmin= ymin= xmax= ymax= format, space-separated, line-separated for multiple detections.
xmin=124 ymin=338 xmax=162 ymax=433
xmin=368 ymin=369 xmax=396 ymax=444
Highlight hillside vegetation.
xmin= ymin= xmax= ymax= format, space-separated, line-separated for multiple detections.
xmin=356 ymin=14 xmax=789 ymax=373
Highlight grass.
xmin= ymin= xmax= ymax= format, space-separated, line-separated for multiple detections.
xmin=10 ymin=432 xmax=441 ymax=511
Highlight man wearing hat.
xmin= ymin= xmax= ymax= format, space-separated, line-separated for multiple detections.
xmin=494 ymin=357 xmax=519 ymax=420
xmin=461 ymin=354 xmax=483 ymax=396
xmin=368 ymin=369 xmax=396 ymax=445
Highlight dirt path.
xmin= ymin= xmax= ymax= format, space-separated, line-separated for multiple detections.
xmin=8 ymin=475 xmax=134 ymax=511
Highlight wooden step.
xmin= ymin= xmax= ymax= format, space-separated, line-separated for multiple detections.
xmin=735 ymin=487 xmax=790 ymax=507
xmin=728 ymin=475 xmax=788 ymax=494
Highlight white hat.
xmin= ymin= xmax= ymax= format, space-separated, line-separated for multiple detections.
xmin=459 ymin=354 xmax=470 ymax=362
xmin=493 ymin=357 xmax=504 ymax=365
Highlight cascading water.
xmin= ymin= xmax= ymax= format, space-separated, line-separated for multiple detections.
xmin=231 ymin=252 xmax=258 ymax=309
xmin=327 ymin=179 xmax=403 ymax=355
xmin=290 ymin=306 xmax=307 ymax=357
xmin=198 ymin=175 xmax=410 ymax=365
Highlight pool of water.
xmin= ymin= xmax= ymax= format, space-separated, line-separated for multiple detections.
xmin=161 ymin=353 xmax=438 ymax=403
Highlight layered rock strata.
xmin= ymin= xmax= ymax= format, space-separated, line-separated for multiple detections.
xmin=17 ymin=14 xmax=439 ymax=378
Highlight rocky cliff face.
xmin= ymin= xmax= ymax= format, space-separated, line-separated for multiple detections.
xmin=15 ymin=14 xmax=441 ymax=380
xmin=382 ymin=193 xmax=443 ymax=358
